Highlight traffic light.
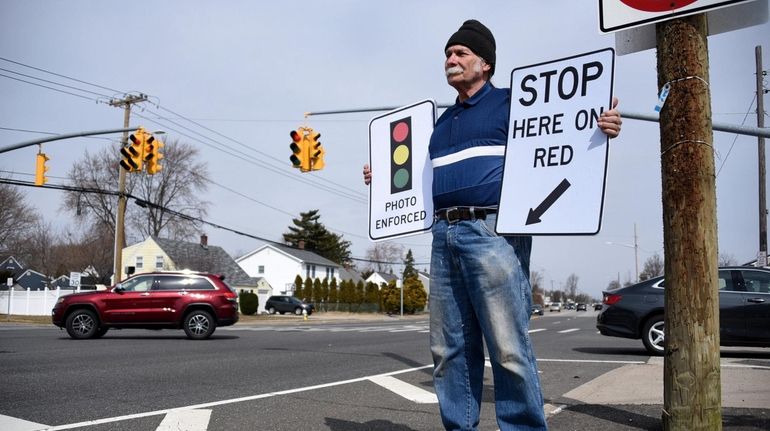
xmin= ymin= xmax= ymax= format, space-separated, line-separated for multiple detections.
xmin=121 ymin=128 xmax=146 ymax=172
xmin=308 ymin=130 xmax=325 ymax=171
xmin=290 ymin=129 xmax=310 ymax=172
xmin=34 ymin=152 xmax=49 ymax=186
xmin=390 ymin=116 xmax=412 ymax=194
xmin=144 ymin=134 xmax=164 ymax=175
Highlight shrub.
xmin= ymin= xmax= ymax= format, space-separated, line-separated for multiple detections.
xmin=239 ymin=290 xmax=259 ymax=315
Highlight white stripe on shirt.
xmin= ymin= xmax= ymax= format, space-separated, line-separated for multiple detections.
xmin=431 ymin=146 xmax=506 ymax=168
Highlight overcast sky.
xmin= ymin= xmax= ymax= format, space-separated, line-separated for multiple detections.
xmin=1 ymin=0 xmax=768 ymax=299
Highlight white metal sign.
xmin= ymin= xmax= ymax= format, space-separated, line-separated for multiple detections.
xmin=368 ymin=100 xmax=436 ymax=241
xmin=496 ymin=48 xmax=615 ymax=236
xmin=599 ymin=0 xmax=758 ymax=33
xmin=69 ymin=271 xmax=81 ymax=288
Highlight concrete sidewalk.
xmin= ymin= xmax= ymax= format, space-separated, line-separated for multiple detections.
xmin=561 ymin=356 xmax=769 ymax=408
xmin=546 ymin=355 xmax=770 ymax=430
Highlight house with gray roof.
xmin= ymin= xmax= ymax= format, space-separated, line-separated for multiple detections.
xmin=237 ymin=242 xmax=359 ymax=304
xmin=122 ymin=234 xmax=262 ymax=296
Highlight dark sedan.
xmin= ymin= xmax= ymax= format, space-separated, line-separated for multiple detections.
xmin=596 ymin=266 xmax=770 ymax=355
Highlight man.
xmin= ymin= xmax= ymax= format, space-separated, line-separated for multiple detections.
xmin=364 ymin=20 xmax=621 ymax=430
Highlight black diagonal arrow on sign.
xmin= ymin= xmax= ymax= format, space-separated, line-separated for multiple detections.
xmin=526 ymin=178 xmax=571 ymax=225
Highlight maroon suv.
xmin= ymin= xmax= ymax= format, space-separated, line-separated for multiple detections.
xmin=52 ymin=271 xmax=239 ymax=340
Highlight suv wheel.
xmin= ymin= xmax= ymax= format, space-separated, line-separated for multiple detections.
xmin=65 ymin=309 xmax=99 ymax=339
xmin=183 ymin=310 xmax=216 ymax=340
xmin=268 ymin=306 xmax=276 ymax=314
xmin=294 ymin=307 xmax=302 ymax=315
xmin=642 ymin=315 xmax=665 ymax=356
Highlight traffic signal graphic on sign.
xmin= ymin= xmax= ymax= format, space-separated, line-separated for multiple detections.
xmin=390 ymin=117 xmax=412 ymax=194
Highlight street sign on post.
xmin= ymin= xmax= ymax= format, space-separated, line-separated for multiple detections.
xmin=598 ymin=0 xmax=758 ymax=33
xmin=496 ymin=48 xmax=615 ymax=235
xmin=69 ymin=272 xmax=81 ymax=289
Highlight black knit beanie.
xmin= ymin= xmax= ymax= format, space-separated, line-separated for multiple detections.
xmin=444 ymin=19 xmax=496 ymax=76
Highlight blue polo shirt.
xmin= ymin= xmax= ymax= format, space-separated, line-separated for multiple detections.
xmin=429 ymin=82 xmax=510 ymax=209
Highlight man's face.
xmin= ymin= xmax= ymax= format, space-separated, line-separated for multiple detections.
xmin=444 ymin=45 xmax=489 ymax=89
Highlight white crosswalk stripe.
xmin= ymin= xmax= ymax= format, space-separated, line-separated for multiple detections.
xmin=155 ymin=409 xmax=211 ymax=431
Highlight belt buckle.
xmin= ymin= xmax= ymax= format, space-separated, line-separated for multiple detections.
xmin=446 ymin=207 xmax=460 ymax=223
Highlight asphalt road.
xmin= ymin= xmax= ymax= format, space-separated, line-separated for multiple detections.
xmin=1 ymin=310 xmax=767 ymax=430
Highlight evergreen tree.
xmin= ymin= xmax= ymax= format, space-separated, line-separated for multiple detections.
xmin=293 ymin=275 xmax=304 ymax=298
xmin=282 ymin=209 xmax=353 ymax=267
xmin=364 ymin=281 xmax=379 ymax=305
xmin=322 ymin=278 xmax=330 ymax=302
xmin=239 ymin=290 xmax=260 ymax=315
xmin=402 ymin=277 xmax=427 ymax=313
xmin=328 ymin=278 xmax=339 ymax=308
xmin=313 ymin=278 xmax=323 ymax=304
xmin=403 ymin=249 xmax=418 ymax=280
xmin=302 ymin=277 xmax=313 ymax=301
xmin=354 ymin=280 xmax=365 ymax=310
xmin=381 ymin=281 xmax=400 ymax=314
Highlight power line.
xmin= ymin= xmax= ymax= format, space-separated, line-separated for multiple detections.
xmin=0 ymin=72 xmax=97 ymax=101
xmin=0 ymin=67 xmax=111 ymax=98
xmin=0 ymin=56 xmax=123 ymax=93
xmin=132 ymin=110 xmax=368 ymax=204
xmin=0 ymin=178 xmax=422 ymax=266
xmin=155 ymin=105 xmax=367 ymax=201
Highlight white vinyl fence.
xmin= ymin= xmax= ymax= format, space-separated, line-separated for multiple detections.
xmin=0 ymin=288 xmax=81 ymax=316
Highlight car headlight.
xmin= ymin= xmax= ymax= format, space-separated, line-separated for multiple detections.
xmin=56 ymin=297 xmax=66 ymax=305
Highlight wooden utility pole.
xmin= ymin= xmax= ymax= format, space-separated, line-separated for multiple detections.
xmin=656 ymin=14 xmax=721 ymax=430
xmin=108 ymin=93 xmax=147 ymax=283
xmin=757 ymin=45 xmax=767 ymax=266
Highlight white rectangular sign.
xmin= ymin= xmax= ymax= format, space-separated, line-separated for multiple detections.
xmin=69 ymin=271 xmax=81 ymax=288
xmin=368 ymin=100 xmax=436 ymax=241
xmin=496 ymin=48 xmax=615 ymax=236
xmin=599 ymin=0 xmax=758 ymax=33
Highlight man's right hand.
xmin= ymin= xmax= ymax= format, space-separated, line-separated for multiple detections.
xmin=363 ymin=164 xmax=372 ymax=185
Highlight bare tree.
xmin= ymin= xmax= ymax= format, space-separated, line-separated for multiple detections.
xmin=365 ymin=242 xmax=404 ymax=274
xmin=0 ymin=182 xmax=41 ymax=249
xmin=64 ymin=139 xmax=210 ymax=244
xmin=530 ymin=270 xmax=544 ymax=295
xmin=11 ymin=219 xmax=58 ymax=276
xmin=564 ymin=273 xmax=579 ymax=300
xmin=639 ymin=253 xmax=664 ymax=281
xmin=128 ymin=139 xmax=209 ymax=240
xmin=718 ymin=253 xmax=737 ymax=266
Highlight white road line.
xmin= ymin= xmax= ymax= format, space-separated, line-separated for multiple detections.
xmin=557 ymin=328 xmax=580 ymax=334
xmin=0 ymin=414 xmax=49 ymax=431
xmin=368 ymin=375 xmax=438 ymax=404
xmin=39 ymin=364 xmax=433 ymax=430
xmin=538 ymin=358 xmax=646 ymax=364
xmin=155 ymin=409 xmax=211 ymax=431
xmin=528 ymin=328 xmax=547 ymax=334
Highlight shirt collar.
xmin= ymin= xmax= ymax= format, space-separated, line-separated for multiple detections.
xmin=454 ymin=81 xmax=493 ymax=107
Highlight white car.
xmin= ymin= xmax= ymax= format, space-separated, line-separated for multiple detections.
xmin=549 ymin=302 xmax=562 ymax=312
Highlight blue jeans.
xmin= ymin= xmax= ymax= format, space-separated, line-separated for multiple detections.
xmin=429 ymin=214 xmax=546 ymax=431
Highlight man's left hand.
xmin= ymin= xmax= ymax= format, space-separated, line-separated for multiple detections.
xmin=598 ymin=97 xmax=622 ymax=138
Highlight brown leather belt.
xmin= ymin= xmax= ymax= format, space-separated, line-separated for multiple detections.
xmin=435 ymin=207 xmax=497 ymax=223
